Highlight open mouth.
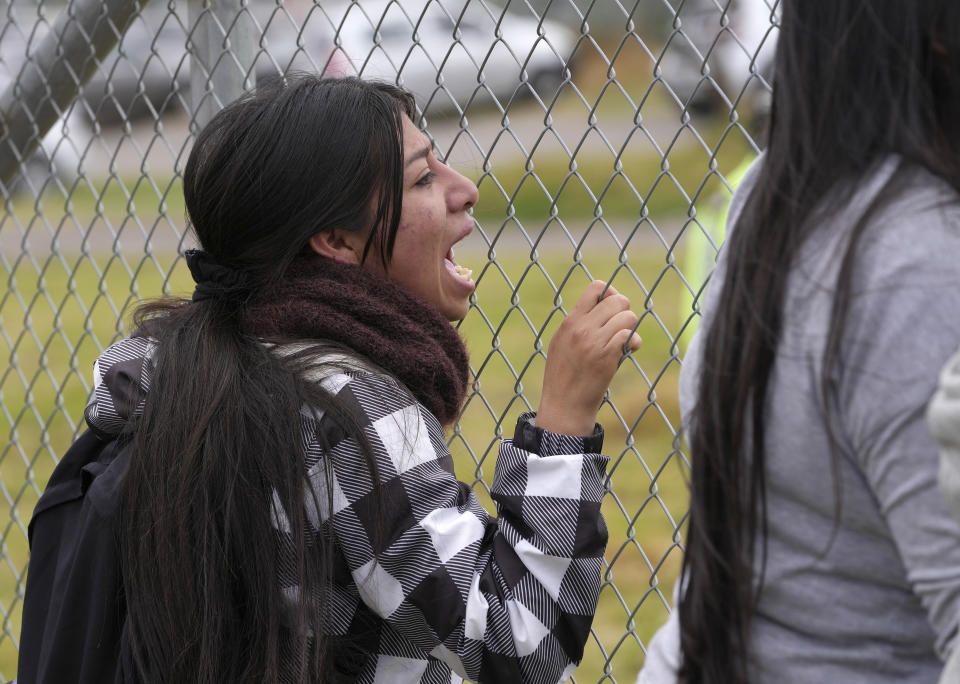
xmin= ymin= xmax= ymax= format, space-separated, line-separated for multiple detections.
xmin=445 ymin=248 xmax=473 ymax=282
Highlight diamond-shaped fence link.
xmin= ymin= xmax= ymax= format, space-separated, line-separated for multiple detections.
xmin=0 ymin=0 xmax=778 ymax=680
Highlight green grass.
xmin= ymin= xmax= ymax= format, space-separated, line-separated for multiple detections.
xmin=470 ymin=116 xmax=755 ymax=227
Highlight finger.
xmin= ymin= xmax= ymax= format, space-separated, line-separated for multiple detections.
xmin=600 ymin=280 xmax=617 ymax=299
xmin=598 ymin=281 xmax=619 ymax=302
xmin=589 ymin=294 xmax=633 ymax=328
xmin=606 ymin=327 xmax=642 ymax=355
xmin=600 ymin=309 xmax=639 ymax=342
xmin=570 ymin=280 xmax=607 ymax=317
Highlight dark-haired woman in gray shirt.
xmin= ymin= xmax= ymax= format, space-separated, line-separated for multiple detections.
xmin=640 ymin=1 xmax=960 ymax=682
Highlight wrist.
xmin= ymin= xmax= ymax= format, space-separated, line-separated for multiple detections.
xmin=535 ymin=399 xmax=598 ymax=437
xmin=515 ymin=412 xmax=604 ymax=455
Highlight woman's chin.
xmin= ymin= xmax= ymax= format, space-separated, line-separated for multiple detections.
xmin=446 ymin=303 xmax=470 ymax=322
xmin=439 ymin=295 xmax=471 ymax=322
xmin=439 ymin=274 xmax=474 ymax=320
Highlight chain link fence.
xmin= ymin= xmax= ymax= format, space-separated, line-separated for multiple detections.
xmin=0 ymin=0 xmax=777 ymax=680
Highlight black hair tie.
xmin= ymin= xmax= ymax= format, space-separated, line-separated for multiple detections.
xmin=184 ymin=249 xmax=253 ymax=303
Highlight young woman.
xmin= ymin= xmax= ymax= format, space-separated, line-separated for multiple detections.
xmin=641 ymin=1 xmax=960 ymax=683
xmin=19 ymin=76 xmax=641 ymax=683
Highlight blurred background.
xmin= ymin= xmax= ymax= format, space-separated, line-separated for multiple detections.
xmin=0 ymin=0 xmax=778 ymax=680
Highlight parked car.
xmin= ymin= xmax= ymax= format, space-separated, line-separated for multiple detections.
xmin=260 ymin=0 xmax=577 ymax=114
xmin=76 ymin=0 xmax=577 ymax=122
xmin=4 ymin=0 xmax=575 ymax=134
xmin=657 ymin=0 xmax=778 ymax=115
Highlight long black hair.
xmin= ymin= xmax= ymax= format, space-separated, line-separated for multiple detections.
xmin=120 ymin=76 xmax=415 ymax=683
xmin=678 ymin=2 xmax=960 ymax=682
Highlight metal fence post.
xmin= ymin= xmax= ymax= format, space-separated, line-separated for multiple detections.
xmin=188 ymin=0 xmax=258 ymax=131
xmin=0 ymin=0 xmax=151 ymax=188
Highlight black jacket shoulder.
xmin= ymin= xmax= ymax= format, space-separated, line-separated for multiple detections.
xmin=17 ymin=430 xmax=135 ymax=684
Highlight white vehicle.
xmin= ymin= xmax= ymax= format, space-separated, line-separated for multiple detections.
xmin=292 ymin=0 xmax=577 ymax=113
xmin=1 ymin=0 xmax=576 ymax=173
xmin=657 ymin=0 xmax=778 ymax=115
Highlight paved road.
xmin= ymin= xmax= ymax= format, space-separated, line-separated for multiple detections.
xmin=73 ymin=94 xmax=680 ymax=180
xmin=424 ymin=97 xmax=682 ymax=172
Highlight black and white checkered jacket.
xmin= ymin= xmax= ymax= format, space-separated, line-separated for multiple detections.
xmin=85 ymin=335 xmax=609 ymax=683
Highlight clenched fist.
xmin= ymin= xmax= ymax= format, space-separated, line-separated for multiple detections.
xmin=535 ymin=280 xmax=641 ymax=436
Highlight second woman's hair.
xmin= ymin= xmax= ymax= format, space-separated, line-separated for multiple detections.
xmin=121 ymin=76 xmax=415 ymax=683
xmin=679 ymin=2 xmax=960 ymax=683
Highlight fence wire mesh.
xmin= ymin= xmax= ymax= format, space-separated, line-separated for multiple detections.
xmin=0 ymin=0 xmax=778 ymax=680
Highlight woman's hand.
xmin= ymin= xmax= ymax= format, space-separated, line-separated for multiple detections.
xmin=536 ymin=280 xmax=641 ymax=436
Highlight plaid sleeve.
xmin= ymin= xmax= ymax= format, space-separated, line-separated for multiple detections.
xmin=84 ymin=335 xmax=156 ymax=437
xmin=316 ymin=371 xmax=608 ymax=683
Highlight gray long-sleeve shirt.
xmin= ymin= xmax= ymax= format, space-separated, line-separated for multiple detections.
xmin=641 ymin=157 xmax=960 ymax=683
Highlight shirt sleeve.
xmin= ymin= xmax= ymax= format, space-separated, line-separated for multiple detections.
xmin=313 ymin=371 xmax=608 ymax=684
xmin=837 ymin=201 xmax=960 ymax=659
xmin=84 ymin=335 xmax=156 ymax=438
xmin=635 ymin=588 xmax=681 ymax=684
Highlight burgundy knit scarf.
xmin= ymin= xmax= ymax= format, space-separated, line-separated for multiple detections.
xmin=242 ymin=254 xmax=469 ymax=425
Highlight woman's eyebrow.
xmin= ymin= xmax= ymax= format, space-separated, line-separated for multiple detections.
xmin=404 ymin=143 xmax=431 ymax=168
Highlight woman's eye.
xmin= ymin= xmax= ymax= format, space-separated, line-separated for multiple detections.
xmin=415 ymin=171 xmax=437 ymax=187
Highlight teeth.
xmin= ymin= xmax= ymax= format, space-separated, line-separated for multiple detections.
xmin=454 ymin=263 xmax=472 ymax=280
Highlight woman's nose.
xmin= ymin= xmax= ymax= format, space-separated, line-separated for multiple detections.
xmin=448 ymin=167 xmax=479 ymax=212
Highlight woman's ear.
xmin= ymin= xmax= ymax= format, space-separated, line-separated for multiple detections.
xmin=308 ymin=229 xmax=364 ymax=264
